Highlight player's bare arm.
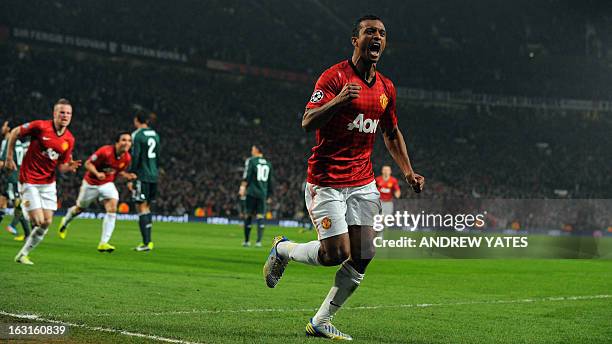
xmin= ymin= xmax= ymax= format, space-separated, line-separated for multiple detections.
xmin=118 ymin=171 xmax=137 ymax=181
xmin=84 ymin=159 xmax=104 ymax=180
xmin=382 ymin=125 xmax=425 ymax=193
xmin=4 ymin=126 xmax=21 ymax=171
xmin=59 ymin=159 xmax=82 ymax=174
xmin=301 ymin=82 xmax=361 ymax=132
xmin=238 ymin=180 xmax=247 ymax=198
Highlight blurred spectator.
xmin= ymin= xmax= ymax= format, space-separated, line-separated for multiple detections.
xmin=0 ymin=42 xmax=610 ymax=218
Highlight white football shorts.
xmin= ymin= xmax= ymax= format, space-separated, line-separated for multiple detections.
xmin=19 ymin=182 xmax=58 ymax=212
xmin=76 ymin=181 xmax=119 ymax=208
xmin=305 ymin=181 xmax=381 ymax=240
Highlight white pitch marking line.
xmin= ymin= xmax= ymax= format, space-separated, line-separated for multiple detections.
xmin=41 ymin=294 xmax=612 ymax=317
xmin=346 ymin=294 xmax=612 ymax=311
xmin=0 ymin=311 xmax=204 ymax=344
xmin=2 ymin=295 xmax=609 ymax=342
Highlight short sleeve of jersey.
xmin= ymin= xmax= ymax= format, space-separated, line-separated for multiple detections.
xmin=19 ymin=120 xmax=43 ymax=138
xmin=88 ymin=146 xmax=108 ymax=167
xmin=306 ymin=68 xmax=342 ymax=109
xmin=380 ymin=80 xmax=398 ymax=132
xmin=128 ymin=132 xmax=140 ymax=172
xmin=242 ymin=158 xmax=251 ymax=180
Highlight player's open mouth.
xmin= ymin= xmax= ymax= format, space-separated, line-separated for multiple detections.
xmin=368 ymin=42 xmax=381 ymax=58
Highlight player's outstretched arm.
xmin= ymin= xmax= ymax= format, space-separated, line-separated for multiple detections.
xmin=118 ymin=171 xmax=137 ymax=182
xmin=3 ymin=126 xmax=21 ymax=170
xmin=382 ymin=126 xmax=425 ymax=193
xmin=58 ymin=159 xmax=82 ymax=174
xmin=302 ymin=83 xmax=361 ymax=132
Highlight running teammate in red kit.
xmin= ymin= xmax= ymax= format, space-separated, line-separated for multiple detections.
xmin=264 ymin=15 xmax=425 ymax=340
xmin=58 ymin=132 xmax=136 ymax=252
xmin=6 ymin=99 xmax=81 ymax=265
xmin=375 ymin=165 xmax=401 ymax=216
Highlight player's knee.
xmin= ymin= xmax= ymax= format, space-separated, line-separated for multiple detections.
xmin=319 ymin=247 xmax=350 ymax=266
xmin=138 ymin=203 xmax=150 ymax=213
xmin=106 ymin=203 xmax=118 ymax=213
xmin=41 ymin=217 xmax=53 ymax=228
xmin=30 ymin=216 xmax=44 ymax=228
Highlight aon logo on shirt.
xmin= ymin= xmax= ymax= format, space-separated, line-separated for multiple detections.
xmin=347 ymin=113 xmax=379 ymax=133
xmin=44 ymin=148 xmax=60 ymax=160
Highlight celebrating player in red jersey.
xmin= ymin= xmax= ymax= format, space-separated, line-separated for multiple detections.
xmin=6 ymin=99 xmax=81 ymax=265
xmin=264 ymin=15 xmax=425 ymax=340
xmin=58 ymin=132 xmax=136 ymax=252
xmin=375 ymin=165 xmax=401 ymax=216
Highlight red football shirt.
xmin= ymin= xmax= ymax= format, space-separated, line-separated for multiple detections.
xmin=18 ymin=120 xmax=75 ymax=184
xmin=84 ymin=145 xmax=131 ymax=185
xmin=305 ymin=60 xmax=398 ymax=187
xmin=375 ymin=175 xmax=400 ymax=202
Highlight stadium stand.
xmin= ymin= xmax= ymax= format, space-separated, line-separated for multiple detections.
xmin=3 ymin=0 xmax=612 ymax=98
xmin=1 ymin=1 xmax=611 ymax=219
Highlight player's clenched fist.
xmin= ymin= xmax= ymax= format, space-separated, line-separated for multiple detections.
xmin=335 ymin=82 xmax=361 ymax=106
xmin=405 ymin=171 xmax=425 ymax=193
xmin=4 ymin=158 xmax=16 ymax=171
xmin=64 ymin=159 xmax=82 ymax=173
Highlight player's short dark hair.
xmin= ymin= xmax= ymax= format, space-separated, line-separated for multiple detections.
xmin=134 ymin=110 xmax=157 ymax=126
xmin=352 ymin=14 xmax=383 ymax=37
xmin=134 ymin=109 xmax=148 ymax=123
xmin=252 ymin=144 xmax=264 ymax=154
xmin=115 ymin=131 xmax=132 ymax=142
xmin=55 ymin=98 xmax=71 ymax=107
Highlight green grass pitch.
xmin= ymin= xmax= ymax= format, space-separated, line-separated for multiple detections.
xmin=1 ymin=218 xmax=611 ymax=343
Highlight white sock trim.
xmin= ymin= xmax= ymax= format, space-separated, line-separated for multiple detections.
xmin=312 ymin=261 xmax=365 ymax=325
xmin=64 ymin=206 xmax=80 ymax=224
xmin=101 ymin=213 xmax=117 ymax=244
xmin=19 ymin=226 xmax=48 ymax=256
xmin=286 ymin=241 xmax=320 ymax=266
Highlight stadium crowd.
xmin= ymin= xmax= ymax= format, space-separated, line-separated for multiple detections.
xmin=0 ymin=42 xmax=610 ymax=218
xmin=0 ymin=44 xmax=311 ymax=218
xmin=3 ymin=0 xmax=612 ymax=99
